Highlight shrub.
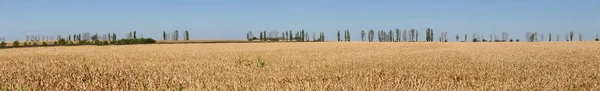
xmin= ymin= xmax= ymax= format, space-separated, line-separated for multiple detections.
xmin=472 ymin=38 xmax=478 ymax=42
xmin=23 ymin=42 xmax=29 ymax=47
xmin=596 ymin=38 xmax=599 ymax=41
xmin=58 ymin=38 xmax=67 ymax=45
xmin=116 ymin=38 xmax=156 ymax=45
xmin=54 ymin=41 xmax=58 ymax=45
xmin=516 ymin=39 xmax=520 ymax=42
xmin=510 ymin=39 xmax=513 ymax=42
xmin=42 ymin=42 xmax=48 ymax=46
xmin=94 ymin=40 xmax=102 ymax=45
xmin=13 ymin=41 xmax=19 ymax=47
xmin=103 ymin=41 xmax=109 ymax=45
xmin=79 ymin=40 xmax=88 ymax=45
xmin=68 ymin=41 xmax=74 ymax=45
xmin=0 ymin=41 xmax=6 ymax=48
xmin=33 ymin=42 xmax=38 ymax=47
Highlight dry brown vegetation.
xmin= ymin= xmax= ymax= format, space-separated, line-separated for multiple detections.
xmin=1 ymin=42 xmax=599 ymax=90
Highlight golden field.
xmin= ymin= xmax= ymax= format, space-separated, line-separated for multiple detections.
xmin=1 ymin=42 xmax=599 ymax=90
xmin=156 ymin=40 xmax=251 ymax=44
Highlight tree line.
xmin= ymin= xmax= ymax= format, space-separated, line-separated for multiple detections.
xmin=1 ymin=31 xmax=156 ymax=49
xmin=524 ymin=31 xmax=597 ymax=42
xmin=247 ymin=29 xmax=325 ymax=42
xmin=247 ymin=28 xmax=599 ymax=42
xmin=357 ymin=28 xmax=436 ymax=42
xmin=163 ymin=30 xmax=190 ymax=40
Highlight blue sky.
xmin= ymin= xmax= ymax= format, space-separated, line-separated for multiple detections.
xmin=1 ymin=0 xmax=599 ymax=41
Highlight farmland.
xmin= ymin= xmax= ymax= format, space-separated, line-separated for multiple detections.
xmin=1 ymin=42 xmax=599 ymax=90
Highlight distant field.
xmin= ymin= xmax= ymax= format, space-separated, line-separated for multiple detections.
xmin=156 ymin=40 xmax=304 ymax=44
xmin=1 ymin=42 xmax=599 ymax=90
xmin=156 ymin=40 xmax=252 ymax=44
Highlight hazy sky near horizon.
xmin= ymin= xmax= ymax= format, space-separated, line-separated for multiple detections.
xmin=1 ymin=0 xmax=599 ymax=41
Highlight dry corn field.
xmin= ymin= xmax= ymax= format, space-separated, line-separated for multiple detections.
xmin=1 ymin=42 xmax=600 ymax=90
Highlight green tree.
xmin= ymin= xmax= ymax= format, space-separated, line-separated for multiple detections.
xmin=549 ymin=33 xmax=552 ymax=42
xmin=347 ymin=29 xmax=351 ymax=42
xmin=163 ymin=31 xmax=167 ymax=40
xmin=415 ymin=30 xmax=418 ymax=42
xmin=396 ymin=29 xmax=400 ymax=42
xmin=369 ymin=29 xmax=374 ymax=42
xmin=73 ymin=34 xmax=77 ymax=41
xmin=259 ymin=31 xmax=263 ymax=41
xmin=289 ymin=30 xmax=293 ymax=41
xmin=284 ymin=31 xmax=287 ymax=41
xmin=569 ymin=31 xmax=574 ymax=42
xmin=247 ymin=31 xmax=254 ymax=41
xmin=58 ymin=38 xmax=67 ymax=45
xmin=410 ymin=29 xmax=415 ymax=42
xmin=456 ymin=34 xmax=460 ymax=42
xmin=185 ymin=30 xmax=189 ymax=40
xmin=301 ymin=29 xmax=305 ymax=42
xmin=12 ymin=40 xmax=20 ymax=47
xmin=337 ymin=31 xmax=341 ymax=42
xmin=112 ymin=33 xmax=117 ymax=41
xmin=68 ymin=34 xmax=72 ymax=41
xmin=133 ymin=31 xmax=137 ymax=39
xmin=91 ymin=33 xmax=99 ymax=41
xmin=425 ymin=28 xmax=429 ymax=42
xmin=431 ymin=29 xmax=434 ymax=42
xmin=319 ymin=32 xmax=325 ymax=41
xmin=361 ymin=30 xmax=365 ymax=42
xmin=0 ymin=41 xmax=6 ymax=48
xmin=174 ymin=30 xmax=179 ymax=40
xmin=464 ymin=34 xmax=467 ymax=42
xmin=427 ymin=28 xmax=433 ymax=42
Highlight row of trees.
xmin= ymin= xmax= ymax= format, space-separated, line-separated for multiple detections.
xmin=426 ymin=28 xmax=434 ymax=42
xmin=337 ymin=30 xmax=351 ymax=42
xmin=163 ymin=30 xmax=190 ymax=40
xmin=25 ymin=35 xmax=55 ymax=42
xmin=21 ymin=32 xmax=117 ymax=43
xmin=253 ymin=29 xmax=598 ymax=42
xmin=1 ymin=31 xmax=156 ymax=48
xmin=524 ymin=31 xmax=594 ymax=42
xmin=360 ymin=29 xmax=421 ymax=42
xmin=53 ymin=32 xmax=117 ymax=42
xmin=247 ymin=29 xmax=325 ymax=42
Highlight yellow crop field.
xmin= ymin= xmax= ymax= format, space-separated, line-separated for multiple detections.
xmin=1 ymin=42 xmax=599 ymax=90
